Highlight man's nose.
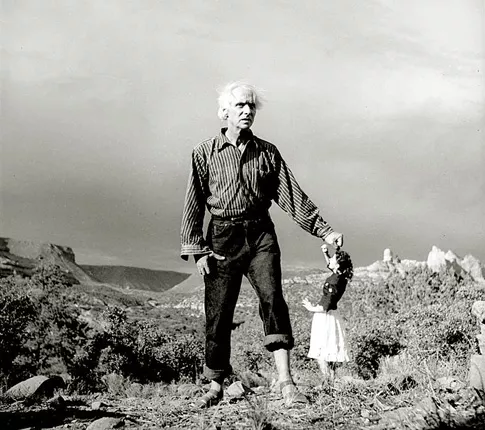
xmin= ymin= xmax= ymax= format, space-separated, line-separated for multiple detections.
xmin=242 ymin=104 xmax=252 ymax=114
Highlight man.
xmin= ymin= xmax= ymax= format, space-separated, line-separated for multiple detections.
xmin=180 ymin=81 xmax=343 ymax=407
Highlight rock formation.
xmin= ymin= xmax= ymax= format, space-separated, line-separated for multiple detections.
xmin=383 ymin=248 xmax=393 ymax=263
xmin=357 ymin=246 xmax=484 ymax=282
xmin=0 ymin=237 xmax=93 ymax=282
xmin=461 ymin=255 xmax=485 ymax=282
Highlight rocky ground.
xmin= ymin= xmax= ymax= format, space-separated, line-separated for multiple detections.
xmin=2 ymin=374 xmax=485 ymax=430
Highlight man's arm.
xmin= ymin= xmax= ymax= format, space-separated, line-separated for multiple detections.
xmin=272 ymin=149 xmax=334 ymax=240
xmin=180 ymin=150 xmax=211 ymax=260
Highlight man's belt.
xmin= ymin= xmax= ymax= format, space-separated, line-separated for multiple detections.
xmin=211 ymin=212 xmax=270 ymax=223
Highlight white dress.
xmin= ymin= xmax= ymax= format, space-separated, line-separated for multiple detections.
xmin=307 ymin=309 xmax=349 ymax=362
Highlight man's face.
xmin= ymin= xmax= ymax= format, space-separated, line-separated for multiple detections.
xmin=225 ymin=87 xmax=257 ymax=131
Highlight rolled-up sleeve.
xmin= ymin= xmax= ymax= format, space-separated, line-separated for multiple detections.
xmin=180 ymin=150 xmax=211 ymax=260
xmin=273 ymin=149 xmax=333 ymax=239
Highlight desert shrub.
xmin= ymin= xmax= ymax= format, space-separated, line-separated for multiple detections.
xmin=348 ymin=320 xmax=404 ymax=379
xmin=395 ymin=302 xmax=476 ymax=366
xmin=25 ymin=264 xmax=89 ymax=374
xmin=344 ymin=265 xmax=479 ymax=380
xmin=350 ymin=266 xmax=478 ymax=320
xmin=69 ymin=306 xmax=204 ymax=392
xmin=0 ymin=264 xmax=88 ymax=388
xmin=0 ymin=277 xmax=37 ymax=388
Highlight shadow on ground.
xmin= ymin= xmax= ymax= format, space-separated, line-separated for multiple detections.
xmin=0 ymin=408 xmax=125 ymax=430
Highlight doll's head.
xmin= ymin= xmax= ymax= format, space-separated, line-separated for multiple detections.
xmin=328 ymin=249 xmax=354 ymax=281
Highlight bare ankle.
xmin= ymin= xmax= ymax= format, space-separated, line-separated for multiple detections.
xmin=210 ymin=380 xmax=223 ymax=392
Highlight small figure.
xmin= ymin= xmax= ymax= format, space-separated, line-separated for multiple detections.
xmin=302 ymin=244 xmax=353 ymax=384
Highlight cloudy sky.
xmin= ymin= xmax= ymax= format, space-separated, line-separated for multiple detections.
xmin=1 ymin=0 xmax=483 ymax=273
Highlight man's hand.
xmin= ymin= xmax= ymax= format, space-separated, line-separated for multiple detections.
xmin=196 ymin=251 xmax=225 ymax=276
xmin=324 ymin=232 xmax=344 ymax=249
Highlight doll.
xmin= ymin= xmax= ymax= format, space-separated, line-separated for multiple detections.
xmin=302 ymin=245 xmax=353 ymax=382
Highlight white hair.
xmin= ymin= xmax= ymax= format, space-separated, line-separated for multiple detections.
xmin=217 ymin=81 xmax=265 ymax=120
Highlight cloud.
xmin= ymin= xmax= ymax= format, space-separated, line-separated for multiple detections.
xmin=1 ymin=0 xmax=483 ymax=268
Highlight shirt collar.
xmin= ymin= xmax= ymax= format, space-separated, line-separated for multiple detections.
xmin=216 ymin=128 xmax=255 ymax=151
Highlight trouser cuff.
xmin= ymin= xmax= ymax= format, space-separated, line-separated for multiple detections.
xmin=263 ymin=334 xmax=294 ymax=352
xmin=203 ymin=364 xmax=233 ymax=381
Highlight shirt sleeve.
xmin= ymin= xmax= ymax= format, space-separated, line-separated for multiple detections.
xmin=272 ymin=149 xmax=334 ymax=239
xmin=180 ymin=149 xmax=212 ymax=260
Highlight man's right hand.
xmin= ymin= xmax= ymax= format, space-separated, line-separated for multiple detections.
xmin=195 ymin=251 xmax=225 ymax=276
xmin=324 ymin=232 xmax=344 ymax=249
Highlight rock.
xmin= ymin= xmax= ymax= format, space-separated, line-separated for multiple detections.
xmin=86 ymin=417 xmax=124 ymax=430
xmin=427 ymin=246 xmax=449 ymax=273
xmin=238 ymin=371 xmax=269 ymax=388
xmin=445 ymin=252 xmax=465 ymax=277
xmin=91 ymin=400 xmax=108 ymax=410
xmin=461 ymin=255 xmax=485 ymax=282
xmin=426 ymin=246 xmax=465 ymax=277
xmin=436 ymin=376 xmax=464 ymax=391
xmin=226 ymin=381 xmax=253 ymax=398
xmin=4 ymin=375 xmax=65 ymax=401
xmin=469 ymin=354 xmax=485 ymax=391
xmin=177 ymin=384 xmax=203 ymax=397
xmin=472 ymin=301 xmax=485 ymax=324
xmin=46 ymin=394 xmax=65 ymax=409
xmin=427 ymin=246 xmax=446 ymax=272
xmin=383 ymin=249 xmax=393 ymax=263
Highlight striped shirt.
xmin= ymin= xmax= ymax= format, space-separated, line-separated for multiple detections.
xmin=180 ymin=129 xmax=334 ymax=259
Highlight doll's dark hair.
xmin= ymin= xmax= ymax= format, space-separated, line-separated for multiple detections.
xmin=335 ymin=249 xmax=354 ymax=281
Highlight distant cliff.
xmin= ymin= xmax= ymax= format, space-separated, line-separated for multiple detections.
xmin=0 ymin=238 xmax=190 ymax=292
xmin=0 ymin=237 xmax=95 ymax=282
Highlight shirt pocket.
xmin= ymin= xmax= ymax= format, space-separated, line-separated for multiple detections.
xmin=246 ymin=166 xmax=274 ymax=198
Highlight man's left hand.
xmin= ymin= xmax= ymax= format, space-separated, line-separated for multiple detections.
xmin=325 ymin=232 xmax=344 ymax=248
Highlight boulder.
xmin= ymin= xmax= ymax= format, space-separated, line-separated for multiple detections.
xmin=238 ymin=370 xmax=269 ymax=388
xmin=4 ymin=375 xmax=65 ymax=401
xmin=86 ymin=417 xmax=124 ymax=430
xmin=226 ymin=381 xmax=253 ymax=398
xmin=91 ymin=400 xmax=109 ymax=410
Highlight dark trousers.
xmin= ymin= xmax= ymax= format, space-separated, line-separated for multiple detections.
xmin=203 ymin=215 xmax=294 ymax=380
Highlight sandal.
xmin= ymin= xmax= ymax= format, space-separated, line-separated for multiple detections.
xmin=280 ymin=380 xmax=308 ymax=406
xmin=194 ymin=389 xmax=223 ymax=408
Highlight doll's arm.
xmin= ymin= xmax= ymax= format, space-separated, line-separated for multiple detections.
xmin=302 ymin=298 xmax=325 ymax=313
xmin=311 ymin=304 xmax=325 ymax=313
xmin=321 ymin=244 xmax=331 ymax=266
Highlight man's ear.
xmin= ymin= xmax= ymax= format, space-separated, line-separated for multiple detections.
xmin=221 ymin=108 xmax=228 ymax=120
